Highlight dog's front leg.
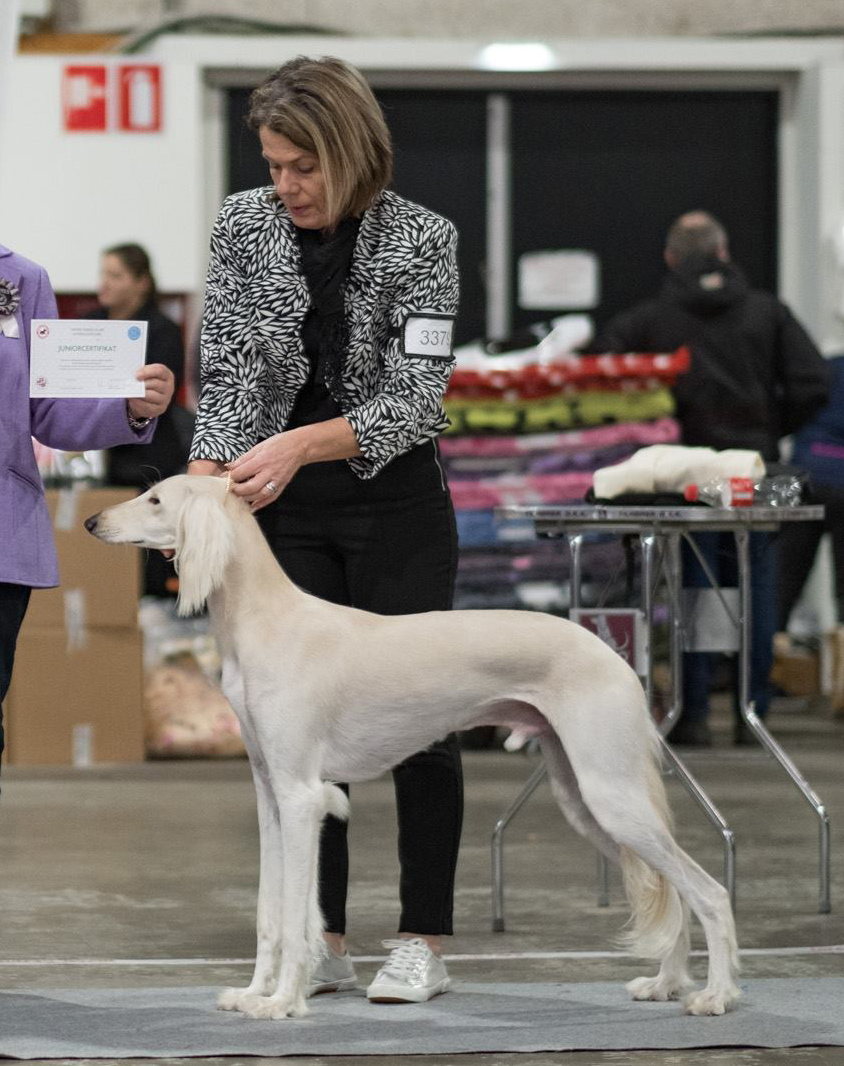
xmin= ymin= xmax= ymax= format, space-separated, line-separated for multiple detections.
xmin=217 ymin=757 xmax=284 ymax=1013
xmin=241 ymin=781 xmax=324 ymax=1021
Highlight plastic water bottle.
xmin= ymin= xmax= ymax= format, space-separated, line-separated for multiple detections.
xmin=684 ymin=474 xmax=802 ymax=508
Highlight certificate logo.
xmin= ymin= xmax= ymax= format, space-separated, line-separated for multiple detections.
xmin=36 ymin=324 xmax=49 ymax=339
xmin=36 ymin=376 xmax=47 ymax=389
xmin=127 ymin=325 xmax=141 ymax=340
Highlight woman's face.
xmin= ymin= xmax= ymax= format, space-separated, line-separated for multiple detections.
xmin=260 ymin=126 xmax=329 ymax=230
xmin=98 ymin=254 xmax=149 ymax=316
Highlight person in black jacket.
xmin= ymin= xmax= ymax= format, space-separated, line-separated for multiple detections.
xmin=94 ymin=243 xmax=193 ymax=594
xmin=598 ymin=211 xmax=830 ymax=746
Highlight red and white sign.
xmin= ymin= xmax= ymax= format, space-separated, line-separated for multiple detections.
xmin=62 ymin=65 xmax=107 ymax=132
xmin=118 ymin=64 xmax=162 ymax=132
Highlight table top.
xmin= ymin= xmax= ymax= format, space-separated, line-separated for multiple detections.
xmin=495 ymin=503 xmax=825 ymax=534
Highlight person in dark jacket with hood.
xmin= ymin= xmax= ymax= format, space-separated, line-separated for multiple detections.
xmin=598 ymin=210 xmax=830 ymax=746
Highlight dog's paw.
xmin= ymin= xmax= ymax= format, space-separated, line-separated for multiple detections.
xmin=683 ymin=984 xmax=741 ymax=1016
xmin=627 ymin=974 xmax=693 ymax=1002
xmin=242 ymin=993 xmax=309 ymax=1020
xmin=217 ymin=987 xmax=249 ymax=1011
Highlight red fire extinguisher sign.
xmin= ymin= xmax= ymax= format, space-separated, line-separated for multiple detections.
xmin=62 ymin=66 xmax=108 ymax=132
xmin=117 ymin=65 xmax=162 ymax=132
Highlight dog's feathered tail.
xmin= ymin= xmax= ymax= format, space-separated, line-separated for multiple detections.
xmin=323 ymin=783 xmax=350 ymax=822
xmin=617 ymin=755 xmax=687 ymax=961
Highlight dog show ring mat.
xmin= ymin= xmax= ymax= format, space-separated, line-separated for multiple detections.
xmin=1 ymin=979 xmax=842 ymax=1058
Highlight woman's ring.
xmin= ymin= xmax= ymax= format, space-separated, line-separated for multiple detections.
xmin=263 ymin=481 xmax=277 ymax=495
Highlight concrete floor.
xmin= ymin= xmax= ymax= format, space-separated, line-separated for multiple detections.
xmin=1 ymin=696 xmax=842 ymax=1066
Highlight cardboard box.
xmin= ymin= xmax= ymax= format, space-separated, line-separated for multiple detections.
xmin=770 ymin=646 xmax=821 ymax=697
xmin=26 ymin=487 xmax=142 ymax=630
xmin=5 ymin=625 xmax=145 ymax=766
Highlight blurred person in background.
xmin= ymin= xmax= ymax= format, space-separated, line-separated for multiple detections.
xmin=0 ymin=241 xmax=175 ymax=785
xmin=778 ymin=353 xmax=844 ymax=635
xmin=598 ymin=211 xmax=830 ymax=746
xmin=94 ymin=242 xmax=193 ymax=595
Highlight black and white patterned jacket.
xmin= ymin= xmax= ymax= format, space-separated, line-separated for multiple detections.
xmin=190 ymin=186 xmax=459 ymax=478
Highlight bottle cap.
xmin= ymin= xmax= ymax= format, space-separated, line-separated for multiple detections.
xmin=684 ymin=484 xmax=699 ymax=502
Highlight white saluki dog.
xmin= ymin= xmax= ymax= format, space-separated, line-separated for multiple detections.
xmin=85 ymin=475 xmax=740 ymax=1021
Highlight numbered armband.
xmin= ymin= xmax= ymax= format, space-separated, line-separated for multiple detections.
xmin=402 ymin=313 xmax=456 ymax=361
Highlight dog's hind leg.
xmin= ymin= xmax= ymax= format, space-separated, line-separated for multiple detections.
xmin=541 ymin=731 xmax=689 ymax=1001
xmin=539 ymin=733 xmax=621 ymax=865
xmin=576 ymin=758 xmax=739 ymax=1015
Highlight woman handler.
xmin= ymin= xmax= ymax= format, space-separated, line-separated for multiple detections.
xmin=188 ymin=55 xmax=462 ymax=1003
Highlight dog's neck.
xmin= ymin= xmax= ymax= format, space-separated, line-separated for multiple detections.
xmin=209 ymin=499 xmax=305 ymax=620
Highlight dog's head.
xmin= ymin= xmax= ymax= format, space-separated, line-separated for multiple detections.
xmin=85 ymin=474 xmax=236 ymax=616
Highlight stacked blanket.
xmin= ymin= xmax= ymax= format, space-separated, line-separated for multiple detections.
xmin=444 ymin=347 xmax=688 ymax=434
xmin=442 ymin=344 xmax=691 ymax=613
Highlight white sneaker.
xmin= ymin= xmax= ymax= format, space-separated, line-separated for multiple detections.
xmin=366 ymin=938 xmax=451 ymax=1003
xmin=307 ymin=941 xmax=357 ymax=997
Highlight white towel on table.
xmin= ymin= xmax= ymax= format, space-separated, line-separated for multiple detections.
xmin=592 ymin=444 xmax=765 ymax=499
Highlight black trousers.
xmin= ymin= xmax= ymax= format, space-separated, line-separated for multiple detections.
xmin=256 ymin=443 xmax=464 ymax=935
xmin=0 ymin=583 xmax=32 ymax=776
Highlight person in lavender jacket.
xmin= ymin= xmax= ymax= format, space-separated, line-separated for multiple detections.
xmin=0 ymin=243 xmax=175 ymax=773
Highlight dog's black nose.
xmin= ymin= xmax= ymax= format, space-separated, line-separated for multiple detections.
xmin=84 ymin=514 xmax=99 ymax=533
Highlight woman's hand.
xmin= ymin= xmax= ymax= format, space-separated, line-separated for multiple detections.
xmin=227 ymin=432 xmax=308 ymax=511
xmin=128 ymin=363 xmax=176 ymax=420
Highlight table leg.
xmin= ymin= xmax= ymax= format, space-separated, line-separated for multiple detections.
xmin=659 ymin=532 xmax=684 ymax=737
xmin=734 ymin=529 xmax=831 ymax=913
xmin=659 ymin=736 xmax=737 ymax=909
xmin=640 ymin=533 xmax=657 ymax=714
xmin=491 ymin=762 xmax=548 ymax=931
xmin=568 ymin=532 xmax=584 ymax=612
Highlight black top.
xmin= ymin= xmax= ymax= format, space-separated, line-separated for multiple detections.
xmin=596 ymin=256 xmax=831 ymax=461
xmin=268 ymin=218 xmax=447 ymax=505
xmin=287 ymin=218 xmax=361 ymax=428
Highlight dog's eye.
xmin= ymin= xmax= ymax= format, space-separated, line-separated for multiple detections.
xmin=149 ymin=496 xmax=160 ymax=506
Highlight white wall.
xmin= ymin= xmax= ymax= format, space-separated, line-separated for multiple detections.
xmin=52 ymin=0 xmax=844 ymax=39
xmin=0 ymin=55 xmax=205 ymax=296
xmin=3 ymin=34 xmax=844 ymax=359
xmin=0 ymin=0 xmax=23 ymax=203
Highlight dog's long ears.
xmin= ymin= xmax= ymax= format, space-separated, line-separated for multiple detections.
xmin=174 ymin=490 xmax=235 ymax=617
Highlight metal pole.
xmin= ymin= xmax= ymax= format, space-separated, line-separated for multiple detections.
xmin=659 ymin=738 xmax=737 ymax=910
xmin=486 ymin=94 xmax=512 ymax=341
xmin=658 ymin=532 xmax=684 ymax=737
xmin=640 ymin=533 xmax=657 ymax=714
xmin=734 ymin=529 xmax=830 ymax=912
xmin=491 ymin=763 xmax=548 ymax=931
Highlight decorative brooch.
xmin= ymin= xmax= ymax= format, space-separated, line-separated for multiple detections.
xmin=0 ymin=277 xmax=20 ymax=317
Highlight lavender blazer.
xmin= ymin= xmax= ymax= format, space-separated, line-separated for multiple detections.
xmin=0 ymin=244 xmax=155 ymax=588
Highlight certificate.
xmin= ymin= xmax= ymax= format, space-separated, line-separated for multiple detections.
xmin=29 ymin=319 xmax=148 ymax=398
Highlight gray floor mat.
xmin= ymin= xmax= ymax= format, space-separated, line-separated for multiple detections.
xmin=0 ymin=979 xmax=842 ymax=1058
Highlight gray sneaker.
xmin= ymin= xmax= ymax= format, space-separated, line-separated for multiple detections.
xmin=307 ymin=941 xmax=357 ymax=997
xmin=366 ymin=938 xmax=451 ymax=1003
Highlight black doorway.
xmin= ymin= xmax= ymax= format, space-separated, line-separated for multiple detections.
xmin=225 ymin=84 xmax=778 ymax=345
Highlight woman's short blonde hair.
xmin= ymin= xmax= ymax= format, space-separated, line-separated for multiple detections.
xmin=247 ymin=56 xmax=392 ymax=229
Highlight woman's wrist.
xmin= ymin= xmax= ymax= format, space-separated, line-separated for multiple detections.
xmin=292 ymin=418 xmax=361 ymax=465
xmin=188 ymin=459 xmax=227 ymax=476
xmin=125 ymin=400 xmax=152 ymax=430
